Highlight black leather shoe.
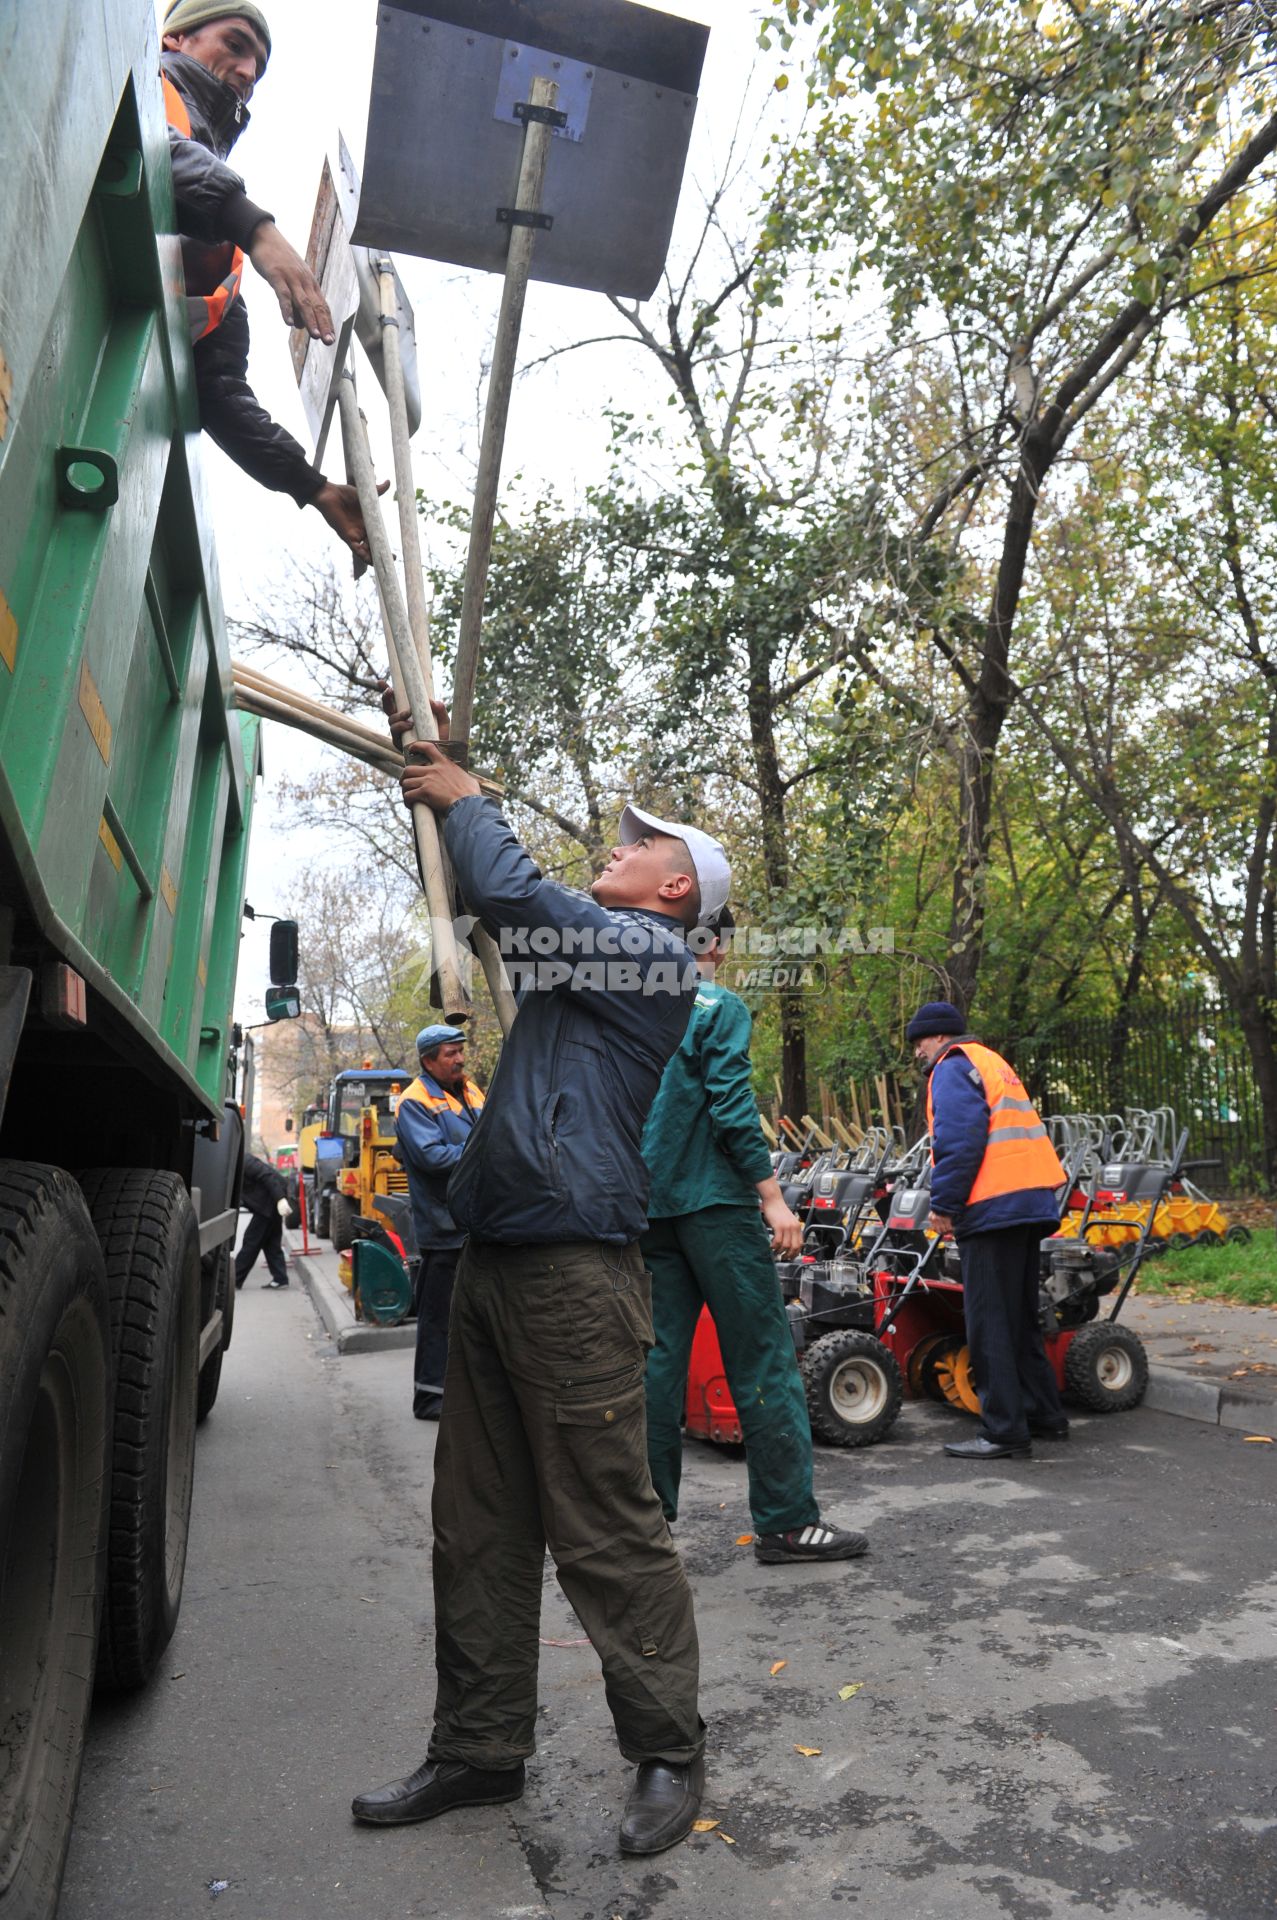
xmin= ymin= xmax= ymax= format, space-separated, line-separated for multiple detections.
xmin=943 ymin=1435 xmax=1031 ymax=1459
xmin=351 ymin=1756 xmax=525 ymax=1826
xmin=413 ymin=1399 xmax=443 ymax=1421
xmin=1028 ymin=1421 xmax=1069 ymax=1440
xmin=618 ymin=1756 xmax=705 ymax=1856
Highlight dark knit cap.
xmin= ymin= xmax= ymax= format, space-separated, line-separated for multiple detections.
xmin=905 ymin=1000 xmax=967 ymax=1042
xmin=163 ymin=0 xmax=272 ymax=58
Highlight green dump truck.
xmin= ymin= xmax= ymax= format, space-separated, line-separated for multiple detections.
xmin=0 ymin=5 xmax=286 ymax=1911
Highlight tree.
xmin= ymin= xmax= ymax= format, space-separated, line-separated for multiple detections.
xmin=1008 ymin=205 xmax=1277 ymax=1178
xmin=780 ymin=0 xmax=1277 ymax=1007
xmin=266 ymin=868 xmax=424 ymax=1108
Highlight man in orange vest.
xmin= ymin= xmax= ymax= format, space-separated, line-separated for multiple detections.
xmin=908 ymin=1001 xmax=1068 ymax=1460
xmin=160 ymin=2 xmax=379 ymax=563
xmin=395 ymin=1025 xmax=486 ymax=1421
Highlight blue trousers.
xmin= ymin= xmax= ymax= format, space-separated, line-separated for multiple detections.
xmin=413 ymin=1245 xmax=460 ymax=1417
xmin=959 ymin=1224 xmax=1065 ymax=1444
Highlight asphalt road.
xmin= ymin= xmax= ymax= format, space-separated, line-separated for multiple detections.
xmin=60 ymin=1273 xmax=1277 ymax=1920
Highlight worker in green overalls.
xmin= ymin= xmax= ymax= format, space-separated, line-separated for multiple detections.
xmin=640 ymin=909 xmax=870 ymax=1564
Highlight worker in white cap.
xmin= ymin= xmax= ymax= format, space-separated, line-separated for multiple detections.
xmin=353 ymin=705 xmax=713 ymax=1857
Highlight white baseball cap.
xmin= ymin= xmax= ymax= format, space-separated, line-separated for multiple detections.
xmin=618 ymin=804 xmax=731 ymax=924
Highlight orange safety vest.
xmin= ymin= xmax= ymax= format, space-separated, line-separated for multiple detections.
xmin=398 ymin=1074 xmax=486 ymax=1120
xmin=926 ymin=1040 xmax=1064 ymax=1205
xmin=162 ymin=74 xmax=245 ymax=343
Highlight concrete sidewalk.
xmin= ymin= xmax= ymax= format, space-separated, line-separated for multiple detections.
xmin=1123 ymin=1291 xmax=1277 ymax=1434
xmin=284 ymin=1231 xmax=416 ymax=1354
xmin=285 ymin=1229 xmax=1277 ymax=1437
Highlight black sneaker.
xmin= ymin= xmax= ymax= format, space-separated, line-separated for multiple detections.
xmin=755 ymin=1523 xmax=869 ymax=1563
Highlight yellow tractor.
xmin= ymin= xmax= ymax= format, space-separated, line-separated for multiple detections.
xmin=330 ymin=1080 xmax=411 ymax=1253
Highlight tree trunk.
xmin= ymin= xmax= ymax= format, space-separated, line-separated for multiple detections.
xmin=947 ymin=705 xmax=1000 ymax=1010
xmin=1236 ymin=989 xmax=1277 ymax=1189
xmin=745 ymin=628 xmax=807 ymax=1117
xmin=944 ymin=440 xmax=1051 ymax=1011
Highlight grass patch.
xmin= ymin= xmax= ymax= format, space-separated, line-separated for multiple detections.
xmin=1136 ymin=1232 xmax=1277 ymax=1307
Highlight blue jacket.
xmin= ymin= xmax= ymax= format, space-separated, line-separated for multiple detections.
xmin=395 ymin=1072 xmax=485 ymax=1250
xmin=441 ymin=796 xmax=699 ymax=1245
xmin=928 ymin=1047 xmax=1060 ymax=1237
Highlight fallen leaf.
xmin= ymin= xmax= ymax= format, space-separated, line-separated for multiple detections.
xmin=1188 ymin=1339 xmax=1217 ymax=1353
xmin=719 ymin=1832 xmax=736 ymax=1845
xmin=794 ymin=1745 xmax=822 ymax=1757
xmin=1243 ymin=1435 xmax=1274 ymax=1444
xmin=736 ymin=1534 xmax=754 ymax=1546
xmin=770 ymin=1660 xmax=787 ymax=1677
xmin=838 ymin=1682 xmax=864 ymax=1701
xmin=1231 ymin=1368 xmax=1251 ymax=1378
xmin=692 ymin=1818 xmax=720 ymax=1833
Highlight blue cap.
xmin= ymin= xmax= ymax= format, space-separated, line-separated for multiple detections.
xmin=905 ymin=1001 xmax=967 ymax=1042
xmin=416 ymin=1024 xmax=465 ymax=1055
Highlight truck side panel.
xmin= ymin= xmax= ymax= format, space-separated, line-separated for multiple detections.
xmin=0 ymin=9 xmax=255 ymax=1119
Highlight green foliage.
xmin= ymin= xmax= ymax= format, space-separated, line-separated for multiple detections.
xmin=1138 ymin=1234 xmax=1277 ymax=1307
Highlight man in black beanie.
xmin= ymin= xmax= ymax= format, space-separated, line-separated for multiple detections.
xmin=160 ymin=2 xmax=380 ymax=562
xmin=906 ymin=1001 xmax=1068 ymax=1459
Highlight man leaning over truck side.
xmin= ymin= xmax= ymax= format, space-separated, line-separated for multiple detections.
xmin=351 ymin=702 xmax=714 ymax=1858
xmin=159 ymin=1 xmax=381 ymax=563
xmin=394 ymin=1023 xmax=486 ymax=1422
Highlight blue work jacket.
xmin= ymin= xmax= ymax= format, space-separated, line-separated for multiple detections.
xmin=929 ymin=1047 xmax=1061 ymax=1237
xmin=394 ymin=1071 xmax=486 ymax=1250
xmin=441 ymin=796 xmax=699 ymax=1246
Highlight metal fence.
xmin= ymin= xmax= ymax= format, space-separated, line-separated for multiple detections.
xmin=1026 ymin=998 xmax=1267 ymax=1192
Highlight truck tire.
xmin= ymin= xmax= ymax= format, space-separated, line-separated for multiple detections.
xmin=329 ymin=1191 xmax=356 ymax=1253
xmin=195 ymin=1242 xmax=235 ymax=1425
xmin=78 ymin=1170 xmax=201 ymax=1691
xmin=801 ymin=1329 xmax=903 ymax=1447
xmin=0 ymin=1162 xmax=111 ymax=1920
xmin=1063 ymin=1321 xmax=1148 ymax=1413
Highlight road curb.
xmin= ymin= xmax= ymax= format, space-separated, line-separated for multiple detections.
xmin=288 ymin=1237 xmax=1276 ymax=1429
xmin=1144 ymin=1362 xmax=1275 ymax=1435
xmin=291 ymin=1244 xmax=415 ymax=1354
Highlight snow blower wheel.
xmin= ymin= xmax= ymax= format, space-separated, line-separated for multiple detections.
xmin=800 ymin=1330 xmax=904 ymax=1448
xmin=1063 ymin=1322 xmax=1148 ymax=1412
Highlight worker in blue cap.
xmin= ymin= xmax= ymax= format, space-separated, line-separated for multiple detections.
xmin=395 ymin=1025 xmax=486 ymax=1419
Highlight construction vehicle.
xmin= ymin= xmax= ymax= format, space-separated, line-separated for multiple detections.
xmin=305 ymin=1067 xmax=406 ymax=1246
xmin=297 ymin=1099 xmax=325 ymax=1184
xmin=0 ymin=7 xmax=301 ymax=1911
xmin=330 ymin=1079 xmax=412 ymax=1252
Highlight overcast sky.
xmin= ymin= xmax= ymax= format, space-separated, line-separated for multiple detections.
xmin=162 ymin=0 xmax=789 ymax=1021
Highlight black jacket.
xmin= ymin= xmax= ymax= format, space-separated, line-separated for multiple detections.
xmin=240 ymin=1153 xmax=288 ymax=1219
xmin=441 ymin=797 xmax=698 ymax=1245
xmin=163 ymin=52 xmax=324 ymax=506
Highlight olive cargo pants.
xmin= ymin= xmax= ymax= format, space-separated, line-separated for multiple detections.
xmin=428 ymin=1238 xmax=703 ymax=1770
xmin=642 ymin=1205 xmax=820 ymax=1537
